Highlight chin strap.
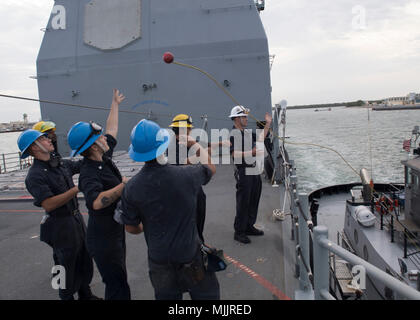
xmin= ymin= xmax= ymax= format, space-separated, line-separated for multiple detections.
xmin=34 ymin=140 xmax=49 ymax=154
xmin=156 ymin=153 xmax=168 ymax=165
xmin=94 ymin=140 xmax=107 ymax=153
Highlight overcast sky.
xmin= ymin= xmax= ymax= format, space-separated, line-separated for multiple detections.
xmin=0 ymin=0 xmax=419 ymax=122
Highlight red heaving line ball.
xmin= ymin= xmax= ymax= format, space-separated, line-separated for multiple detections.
xmin=163 ymin=52 xmax=174 ymax=64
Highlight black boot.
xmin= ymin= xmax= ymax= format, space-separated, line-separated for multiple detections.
xmin=246 ymin=226 xmax=264 ymax=236
xmin=234 ymin=233 xmax=251 ymax=244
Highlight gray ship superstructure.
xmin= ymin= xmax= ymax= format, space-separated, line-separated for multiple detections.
xmin=37 ymin=0 xmax=272 ymax=155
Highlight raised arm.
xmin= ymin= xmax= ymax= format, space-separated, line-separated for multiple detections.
xmin=106 ymin=89 xmax=125 ymax=139
xmin=259 ymin=112 xmax=272 ymax=142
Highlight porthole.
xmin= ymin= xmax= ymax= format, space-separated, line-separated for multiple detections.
xmin=346 ymin=208 xmax=350 ymax=226
xmin=363 ymin=245 xmax=369 ymax=261
xmin=354 ymin=229 xmax=359 ymax=245
xmin=384 ymin=269 xmax=395 ymax=300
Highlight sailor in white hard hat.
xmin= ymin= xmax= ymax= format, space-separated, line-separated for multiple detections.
xmin=229 ymin=105 xmax=272 ymax=244
xmin=229 ymin=105 xmax=250 ymax=119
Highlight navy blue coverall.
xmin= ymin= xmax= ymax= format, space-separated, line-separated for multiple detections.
xmin=230 ymin=128 xmax=263 ymax=236
xmin=78 ymin=134 xmax=130 ymax=300
xmin=116 ymin=162 xmax=220 ymax=300
xmin=25 ymin=157 xmax=94 ymax=300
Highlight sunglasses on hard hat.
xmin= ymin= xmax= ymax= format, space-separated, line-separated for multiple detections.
xmin=90 ymin=121 xmax=103 ymax=133
xmin=239 ymin=108 xmax=250 ymax=115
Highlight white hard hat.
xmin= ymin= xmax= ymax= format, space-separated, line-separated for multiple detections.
xmin=229 ymin=105 xmax=249 ymax=118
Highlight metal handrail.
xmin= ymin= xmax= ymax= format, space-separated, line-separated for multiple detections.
xmin=274 ymin=106 xmax=315 ymax=298
xmin=0 ymin=152 xmax=32 ymax=174
xmin=288 ymin=171 xmax=420 ymax=300
xmin=313 ymin=225 xmax=420 ymax=300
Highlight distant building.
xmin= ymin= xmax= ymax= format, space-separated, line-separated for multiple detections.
xmin=385 ymin=92 xmax=420 ymax=106
xmin=386 ymin=96 xmax=409 ymax=106
xmin=0 ymin=121 xmax=35 ymax=132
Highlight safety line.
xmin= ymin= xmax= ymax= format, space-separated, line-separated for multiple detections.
xmin=0 ymin=93 xmax=232 ymax=123
xmin=0 ymin=93 xmax=156 ymax=116
xmin=173 ymin=61 xmax=241 ymax=106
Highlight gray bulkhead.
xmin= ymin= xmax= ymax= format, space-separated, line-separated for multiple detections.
xmin=403 ymin=157 xmax=420 ymax=227
xmin=37 ymin=0 xmax=272 ymax=154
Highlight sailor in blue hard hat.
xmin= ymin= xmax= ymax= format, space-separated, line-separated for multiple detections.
xmin=17 ymin=129 xmax=51 ymax=159
xmin=67 ymin=120 xmax=105 ymax=158
xmin=115 ymin=119 xmax=220 ymax=300
xmin=18 ymin=129 xmax=99 ymax=300
xmin=67 ymin=89 xmax=131 ymax=300
xmin=128 ymin=119 xmax=171 ymax=162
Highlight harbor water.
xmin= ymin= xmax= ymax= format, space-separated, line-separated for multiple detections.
xmin=1 ymin=107 xmax=418 ymax=192
xmin=0 ymin=132 xmax=20 ymax=154
xmin=286 ymin=107 xmax=417 ymax=192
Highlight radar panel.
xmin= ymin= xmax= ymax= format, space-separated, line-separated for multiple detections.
xmin=84 ymin=0 xmax=142 ymax=51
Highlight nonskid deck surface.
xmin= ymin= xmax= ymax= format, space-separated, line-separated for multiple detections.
xmin=0 ymin=153 xmax=291 ymax=300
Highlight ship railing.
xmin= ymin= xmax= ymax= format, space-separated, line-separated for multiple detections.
xmin=373 ymin=190 xmax=420 ymax=270
xmin=313 ymin=225 xmax=420 ymax=300
xmin=287 ymin=188 xmax=420 ymax=300
xmin=271 ymin=103 xmax=315 ymax=299
xmin=0 ymin=152 xmax=32 ymax=174
xmin=275 ymin=104 xmax=420 ymax=300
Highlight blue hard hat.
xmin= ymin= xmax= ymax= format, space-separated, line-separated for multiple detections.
xmin=67 ymin=121 xmax=103 ymax=157
xmin=17 ymin=129 xmax=48 ymax=159
xmin=129 ymin=119 xmax=170 ymax=162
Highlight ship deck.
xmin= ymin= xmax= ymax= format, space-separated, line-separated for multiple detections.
xmin=0 ymin=152 xmax=296 ymax=300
